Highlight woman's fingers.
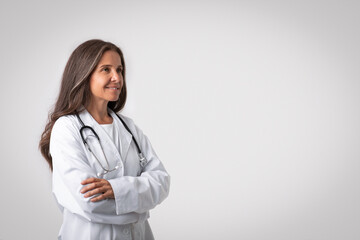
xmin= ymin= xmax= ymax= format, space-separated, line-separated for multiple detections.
xmin=81 ymin=177 xmax=98 ymax=185
xmin=83 ymin=186 xmax=106 ymax=198
xmin=90 ymin=190 xmax=114 ymax=202
xmin=80 ymin=178 xmax=114 ymax=201
xmin=89 ymin=187 xmax=114 ymax=202
xmin=80 ymin=181 xmax=102 ymax=194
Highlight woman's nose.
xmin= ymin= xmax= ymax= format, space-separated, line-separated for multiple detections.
xmin=111 ymin=71 xmax=121 ymax=82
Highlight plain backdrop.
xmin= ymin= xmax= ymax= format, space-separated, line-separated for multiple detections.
xmin=0 ymin=0 xmax=359 ymax=239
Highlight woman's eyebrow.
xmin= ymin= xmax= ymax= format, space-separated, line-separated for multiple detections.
xmin=99 ymin=64 xmax=123 ymax=68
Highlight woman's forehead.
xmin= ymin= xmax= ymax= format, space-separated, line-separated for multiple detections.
xmin=98 ymin=50 xmax=122 ymax=66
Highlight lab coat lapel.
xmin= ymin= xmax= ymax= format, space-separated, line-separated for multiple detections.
xmin=109 ymin=110 xmax=132 ymax=164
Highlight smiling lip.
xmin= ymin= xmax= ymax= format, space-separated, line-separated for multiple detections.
xmin=105 ymin=87 xmax=120 ymax=90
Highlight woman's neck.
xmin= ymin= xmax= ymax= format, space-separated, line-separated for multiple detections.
xmin=85 ymin=100 xmax=113 ymax=124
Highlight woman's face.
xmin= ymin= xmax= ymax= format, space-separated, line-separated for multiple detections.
xmin=89 ymin=50 xmax=123 ymax=105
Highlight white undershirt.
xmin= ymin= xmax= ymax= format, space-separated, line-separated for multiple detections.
xmin=100 ymin=122 xmax=122 ymax=158
xmin=100 ymin=123 xmax=115 ymax=141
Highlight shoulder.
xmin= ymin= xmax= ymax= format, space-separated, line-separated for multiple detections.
xmin=50 ymin=115 xmax=87 ymax=158
xmin=51 ymin=114 xmax=81 ymax=140
xmin=53 ymin=114 xmax=78 ymax=131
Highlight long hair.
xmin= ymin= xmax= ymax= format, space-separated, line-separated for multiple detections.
xmin=39 ymin=39 xmax=127 ymax=170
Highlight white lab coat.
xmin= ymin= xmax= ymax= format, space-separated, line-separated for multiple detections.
xmin=50 ymin=109 xmax=170 ymax=240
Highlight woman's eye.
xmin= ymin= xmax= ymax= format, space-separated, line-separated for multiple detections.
xmin=116 ymin=68 xmax=123 ymax=73
xmin=103 ymin=68 xmax=110 ymax=72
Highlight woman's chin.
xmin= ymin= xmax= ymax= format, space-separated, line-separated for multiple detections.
xmin=108 ymin=96 xmax=120 ymax=102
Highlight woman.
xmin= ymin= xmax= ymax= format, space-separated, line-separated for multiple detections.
xmin=39 ymin=39 xmax=170 ymax=240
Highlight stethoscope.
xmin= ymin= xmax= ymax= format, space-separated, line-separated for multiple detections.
xmin=75 ymin=112 xmax=147 ymax=177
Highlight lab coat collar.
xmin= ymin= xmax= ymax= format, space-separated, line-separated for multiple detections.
xmin=77 ymin=108 xmax=133 ymax=165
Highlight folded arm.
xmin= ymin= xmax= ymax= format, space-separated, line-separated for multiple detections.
xmin=108 ymin=119 xmax=170 ymax=214
xmin=50 ymin=116 xmax=142 ymax=224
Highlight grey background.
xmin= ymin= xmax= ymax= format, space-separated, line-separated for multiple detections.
xmin=0 ymin=0 xmax=359 ymax=239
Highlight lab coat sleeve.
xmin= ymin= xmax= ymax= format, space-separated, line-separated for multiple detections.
xmin=108 ymin=118 xmax=170 ymax=215
xmin=50 ymin=116 xmax=141 ymax=224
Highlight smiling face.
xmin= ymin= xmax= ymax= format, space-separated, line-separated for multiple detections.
xmin=88 ymin=50 xmax=123 ymax=106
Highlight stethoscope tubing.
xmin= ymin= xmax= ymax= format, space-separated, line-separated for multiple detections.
xmin=75 ymin=111 xmax=147 ymax=175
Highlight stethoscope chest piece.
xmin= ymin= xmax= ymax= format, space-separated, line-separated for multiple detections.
xmin=139 ymin=152 xmax=147 ymax=168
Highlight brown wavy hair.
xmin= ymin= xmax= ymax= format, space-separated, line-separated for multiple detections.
xmin=39 ymin=39 xmax=127 ymax=170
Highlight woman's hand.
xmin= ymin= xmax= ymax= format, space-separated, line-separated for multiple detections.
xmin=80 ymin=178 xmax=115 ymax=202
